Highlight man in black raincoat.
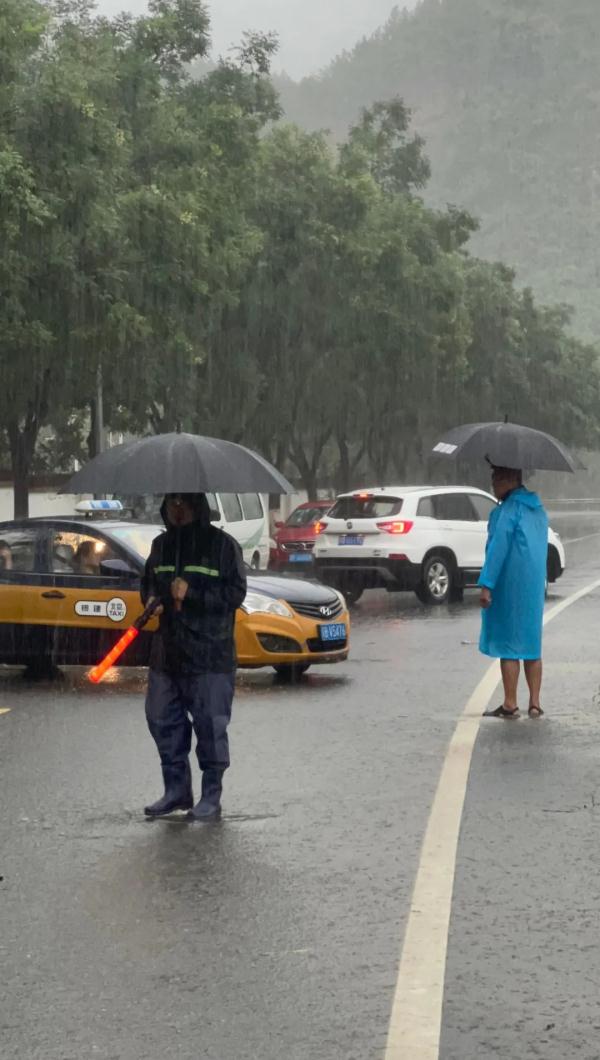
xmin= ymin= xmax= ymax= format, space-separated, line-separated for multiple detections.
xmin=141 ymin=493 xmax=247 ymax=821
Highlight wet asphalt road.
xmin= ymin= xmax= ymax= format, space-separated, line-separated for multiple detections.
xmin=2 ymin=511 xmax=600 ymax=1060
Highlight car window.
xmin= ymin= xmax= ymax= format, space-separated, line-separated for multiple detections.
xmin=50 ymin=530 xmax=118 ymax=576
xmin=109 ymin=525 xmax=160 ymax=561
xmin=286 ymin=506 xmax=328 ymax=527
xmin=417 ymin=497 xmax=435 ymax=518
xmin=328 ymin=496 xmax=403 ymax=519
xmin=0 ymin=527 xmax=40 ymax=573
xmin=432 ymin=493 xmax=478 ymax=521
xmin=239 ymin=493 xmax=263 ymax=520
xmin=469 ymin=494 xmax=497 ymax=522
xmin=206 ymin=493 xmax=220 ymax=519
xmin=220 ymin=494 xmax=243 ymax=523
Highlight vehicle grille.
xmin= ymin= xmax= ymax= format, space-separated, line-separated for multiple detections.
xmin=307 ymin=636 xmax=348 ymax=653
xmin=257 ymin=634 xmax=302 ymax=654
xmin=281 ymin=541 xmax=315 ymax=553
xmin=292 ymin=599 xmax=344 ymax=620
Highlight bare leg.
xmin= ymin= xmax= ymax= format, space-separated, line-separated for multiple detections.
xmin=524 ymin=659 xmax=543 ymax=715
xmin=500 ymin=659 xmax=520 ymax=712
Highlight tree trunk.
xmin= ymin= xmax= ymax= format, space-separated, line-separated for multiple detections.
xmin=8 ymin=429 xmax=33 ymax=519
xmin=298 ymin=466 xmax=318 ymax=498
xmin=88 ymin=397 xmax=98 ymax=459
xmin=7 ymin=369 xmax=51 ymax=519
xmin=336 ymin=434 xmax=366 ymax=493
xmin=13 ymin=469 xmax=30 ymax=519
xmin=337 ymin=435 xmax=351 ymax=494
xmin=290 ymin=430 xmax=330 ymax=499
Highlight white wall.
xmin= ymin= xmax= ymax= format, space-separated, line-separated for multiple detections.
xmin=0 ymin=489 xmax=83 ymax=522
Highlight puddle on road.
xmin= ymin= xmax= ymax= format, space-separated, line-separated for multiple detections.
xmin=155 ymin=812 xmax=280 ymax=826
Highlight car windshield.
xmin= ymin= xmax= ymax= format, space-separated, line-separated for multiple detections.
xmin=108 ymin=524 xmax=161 ymax=561
xmin=286 ymin=506 xmax=328 ymax=527
xmin=328 ymin=496 xmax=404 ymax=519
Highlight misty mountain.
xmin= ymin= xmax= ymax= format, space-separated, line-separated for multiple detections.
xmin=279 ymin=0 xmax=600 ymax=339
xmin=94 ymin=0 xmax=413 ymax=78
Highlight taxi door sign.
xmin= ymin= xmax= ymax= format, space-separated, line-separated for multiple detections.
xmin=75 ymin=597 xmax=128 ymax=622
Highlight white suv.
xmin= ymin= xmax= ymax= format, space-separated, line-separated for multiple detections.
xmin=313 ymin=486 xmax=565 ymax=606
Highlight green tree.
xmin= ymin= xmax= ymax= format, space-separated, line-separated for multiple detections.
xmin=0 ymin=1 xmax=133 ymax=515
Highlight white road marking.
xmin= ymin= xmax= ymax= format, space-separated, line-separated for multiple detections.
xmin=563 ymin=531 xmax=600 ymax=545
xmin=0 ymin=708 xmax=11 ymax=716
xmin=384 ymin=575 xmax=600 ymax=1060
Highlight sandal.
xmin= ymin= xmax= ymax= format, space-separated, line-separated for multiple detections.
xmin=484 ymin=705 xmax=520 ymax=719
xmin=528 ymin=705 xmax=544 ymax=718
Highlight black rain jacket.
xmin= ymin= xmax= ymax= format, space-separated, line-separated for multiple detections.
xmin=141 ymin=505 xmax=247 ymax=675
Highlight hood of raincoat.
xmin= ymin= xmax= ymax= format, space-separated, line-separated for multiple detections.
xmin=160 ymin=493 xmax=211 ymax=530
xmin=504 ymin=486 xmax=543 ymax=510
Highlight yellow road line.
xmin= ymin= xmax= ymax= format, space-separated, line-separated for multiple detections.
xmin=0 ymin=708 xmax=11 ymax=716
xmin=384 ymin=576 xmax=600 ymax=1060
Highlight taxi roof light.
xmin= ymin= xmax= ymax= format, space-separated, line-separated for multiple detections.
xmin=76 ymin=500 xmax=123 ymax=512
xmin=75 ymin=500 xmax=131 ymax=520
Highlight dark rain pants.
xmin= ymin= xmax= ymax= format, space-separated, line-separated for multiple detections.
xmin=145 ymin=670 xmax=235 ymax=791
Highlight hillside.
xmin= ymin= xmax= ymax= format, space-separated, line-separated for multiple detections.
xmin=278 ymin=0 xmax=600 ymax=340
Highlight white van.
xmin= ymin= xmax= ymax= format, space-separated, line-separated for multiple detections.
xmin=206 ymin=492 xmax=269 ymax=570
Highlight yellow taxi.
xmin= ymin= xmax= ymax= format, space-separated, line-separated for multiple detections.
xmin=0 ymin=512 xmax=350 ymax=678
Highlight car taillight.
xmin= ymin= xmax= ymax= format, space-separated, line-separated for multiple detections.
xmin=314 ymin=520 xmax=328 ymax=535
xmin=376 ymin=520 xmax=413 ymax=535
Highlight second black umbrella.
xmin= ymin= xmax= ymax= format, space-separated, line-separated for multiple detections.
xmin=432 ymin=421 xmax=583 ymax=473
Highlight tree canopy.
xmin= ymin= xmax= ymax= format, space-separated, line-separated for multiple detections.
xmin=1 ymin=0 xmax=599 ymax=515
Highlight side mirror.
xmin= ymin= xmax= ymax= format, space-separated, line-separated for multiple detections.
xmin=209 ymin=508 xmax=221 ymax=522
xmin=101 ymin=558 xmax=139 ymax=580
xmin=275 ymin=520 xmax=284 ymax=529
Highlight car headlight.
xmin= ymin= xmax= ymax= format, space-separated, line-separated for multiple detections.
xmin=241 ymin=591 xmax=293 ymax=618
xmin=333 ymin=589 xmax=347 ymax=611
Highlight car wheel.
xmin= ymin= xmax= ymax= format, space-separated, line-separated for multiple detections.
xmin=343 ymin=585 xmax=363 ymax=607
xmin=251 ymin=552 xmax=260 ymax=570
xmin=547 ymin=546 xmax=560 ymax=584
xmin=273 ymin=663 xmax=311 ymax=681
xmin=416 ymin=555 xmax=453 ymax=605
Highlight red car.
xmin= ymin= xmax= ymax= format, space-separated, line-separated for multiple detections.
xmin=270 ymin=500 xmax=332 ymax=572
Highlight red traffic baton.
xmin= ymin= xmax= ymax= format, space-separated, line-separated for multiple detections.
xmin=88 ymin=597 xmax=162 ymax=684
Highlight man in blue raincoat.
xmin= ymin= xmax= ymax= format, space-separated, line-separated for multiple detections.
xmin=478 ymin=466 xmax=548 ymax=718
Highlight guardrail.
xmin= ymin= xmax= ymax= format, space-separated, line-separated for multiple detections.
xmin=546 ymin=498 xmax=600 ymax=511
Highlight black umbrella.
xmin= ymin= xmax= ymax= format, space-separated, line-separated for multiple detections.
xmin=62 ymin=433 xmax=295 ymax=495
xmin=432 ymin=421 xmax=584 ymax=472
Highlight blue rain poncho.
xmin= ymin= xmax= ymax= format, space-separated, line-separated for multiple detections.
xmin=478 ymin=487 xmax=548 ymax=660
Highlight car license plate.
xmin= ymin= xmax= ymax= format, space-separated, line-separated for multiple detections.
xmin=289 ymin=553 xmax=312 ymax=563
xmin=320 ymin=622 xmax=347 ymax=642
xmin=339 ymin=535 xmax=364 ymax=546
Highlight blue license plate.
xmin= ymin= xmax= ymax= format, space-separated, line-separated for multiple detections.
xmin=339 ymin=535 xmax=364 ymax=546
xmin=289 ymin=553 xmax=312 ymax=563
xmin=320 ymin=622 xmax=347 ymax=642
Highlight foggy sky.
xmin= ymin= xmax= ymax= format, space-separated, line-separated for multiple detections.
xmin=95 ymin=1 xmax=418 ymax=79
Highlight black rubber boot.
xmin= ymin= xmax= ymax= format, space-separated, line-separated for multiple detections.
xmin=145 ymin=764 xmax=193 ymax=817
xmin=187 ymin=768 xmax=224 ymax=822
